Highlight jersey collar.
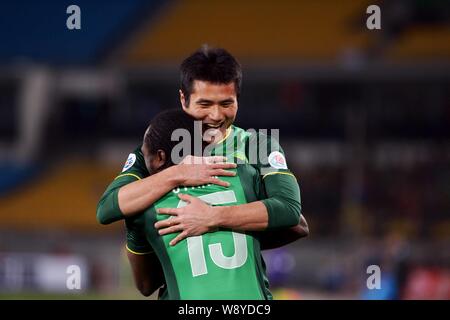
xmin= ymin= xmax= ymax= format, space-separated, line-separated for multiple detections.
xmin=214 ymin=126 xmax=233 ymax=145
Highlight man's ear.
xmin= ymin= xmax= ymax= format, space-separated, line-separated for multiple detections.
xmin=156 ymin=149 xmax=167 ymax=165
xmin=150 ymin=149 xmax=168 ymax=173
xmin=180 ymin=89 xmax=188 ymax=110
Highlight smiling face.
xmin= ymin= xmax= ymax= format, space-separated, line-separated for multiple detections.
xmin=180 ymin=80 xmax=238 ymax=143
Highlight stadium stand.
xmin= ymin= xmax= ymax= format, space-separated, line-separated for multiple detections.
xmin=0 ymin=161 xmax=119 ymax=231
xmin=0 ymin=0 xmax=448 ymax=299
xmin=122 ymin=1 xmax=372 ymax=65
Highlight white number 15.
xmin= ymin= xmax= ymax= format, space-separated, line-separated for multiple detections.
xmin=176 ymin=190 xmax=248 ymax=277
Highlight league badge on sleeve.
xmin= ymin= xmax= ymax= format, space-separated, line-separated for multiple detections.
xmin=268 ymin=151 xmax=288 ymax=169
xmin=122 ymin=153 xmax=136 ymax=172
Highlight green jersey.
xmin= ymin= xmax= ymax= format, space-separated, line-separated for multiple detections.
xmin=127 ymin=164 xmax=269 ymax=299
xmin=97 ymin=125 xmax=302 ymax=299
xmin=98 ymin=125 xmax=301 ymax=228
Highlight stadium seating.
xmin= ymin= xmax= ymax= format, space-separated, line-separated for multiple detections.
xmin=123 ymin=1 xmax=372 ymax=64
xmin=0 ymin=161 xmax=119 ymax=231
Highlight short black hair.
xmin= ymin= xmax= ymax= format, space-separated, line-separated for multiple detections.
xmin=180 ymin=45 xmax=242 ymax=105
xmin=143 ymin=109 xmax=204 ymax=169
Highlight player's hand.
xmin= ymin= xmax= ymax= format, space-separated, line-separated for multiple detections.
xmin=175 ymin=155 xmax=236 ymax=187
xmin=181 ymin=155 xmax=227 ymax=165
xmin=155 ymin=193 xmax=218 ymax=246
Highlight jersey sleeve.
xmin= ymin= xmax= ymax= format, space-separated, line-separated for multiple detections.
xmin=247 ymin=132 xmax=302 ymax=229
xmin=125 ymin=213 xmax=154 ymax=254
xmin=96 ymin=146 xmax=150 ymax=225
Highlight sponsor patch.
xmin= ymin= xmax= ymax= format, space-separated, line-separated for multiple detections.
xmin=268 ymin=151 xmax=287 ymax=169
xmin=122 ymin=153 xmax=136 ymax=172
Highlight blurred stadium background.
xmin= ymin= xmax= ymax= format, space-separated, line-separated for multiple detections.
xmin=0 ymin=0 xmax=449 ymax=299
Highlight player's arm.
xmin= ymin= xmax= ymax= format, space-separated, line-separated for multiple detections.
xmin=125 ymin=215 xmax=165 ymax=297
xmin=257 ymin=214 xmax=309 ymax=251
xmin=96 ymin=147 xmax=236 ymax=225
xmin=156 ymin=182 xmax=301 ymax=246
xmin=156 ymin=134 xmax=303 ymax=246
xmin=127 ymin=251 xmax=164 ymax=297
xmin=97 ymin=147 xmax=152 ymax=224
xmin=213 ymin=168 xmax=302 ymax=231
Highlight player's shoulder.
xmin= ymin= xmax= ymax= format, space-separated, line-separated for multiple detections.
xmin=231 ymin=125 xmax=252 ymax=140
xmin=119 ymin=145 xmax=149 ymax=177
xmin=131 ymin=145 xmax=145 ymax=162
xmin=231 ymin=125 xmax=261 ymax=151
xmin=233 ymin=126 xmax=276 ymax=145
xmin=235 ymin=127 xmax=283 ymax=154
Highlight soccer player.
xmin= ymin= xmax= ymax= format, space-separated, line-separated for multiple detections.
xmin=125 ymin=109 xmax=306 ymax=299
xmin=97 ymin=46 xmax=302 ymax=237
xmin=96 ymin=46 xmax=306 ymax=295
